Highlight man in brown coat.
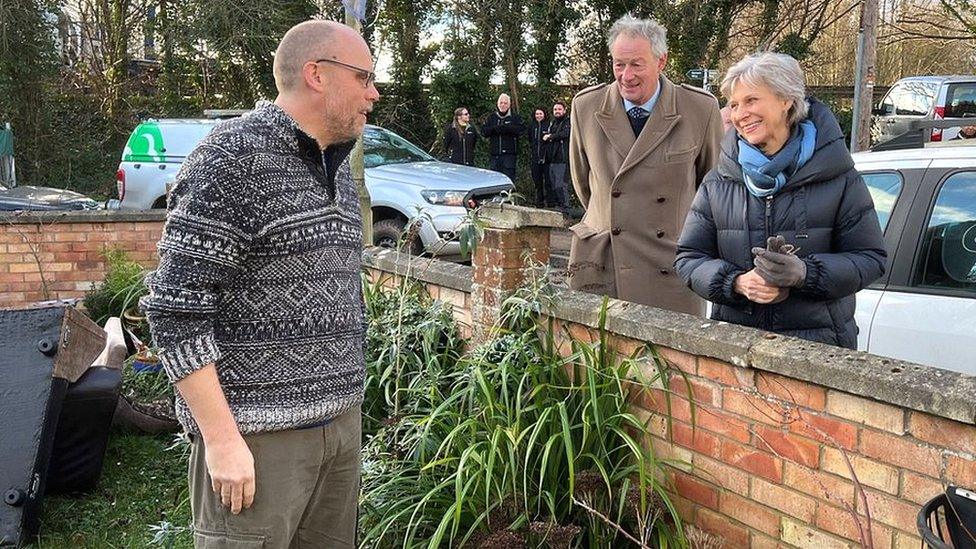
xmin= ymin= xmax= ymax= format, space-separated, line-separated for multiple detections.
xmin=568 ymin=14 xmax=723 ymax=315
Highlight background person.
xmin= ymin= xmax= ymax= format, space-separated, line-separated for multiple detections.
xmin=527 ymin=106 xmax=551 ymax=206
xmin=482 ymin=93 xmax=525 ymax=183
xmin=443 ymin=106 xmax=478 ymax=166
xmin=675 ymin=52 xmax=886 ymax=349
xmin=544 ymin=101 xmax=571 ymax=212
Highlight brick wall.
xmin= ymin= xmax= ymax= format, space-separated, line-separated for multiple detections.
xmin=0 ymin=211 xmax=165 ymax=308
xmin=362 ymin=205 xmax=976 ymax=549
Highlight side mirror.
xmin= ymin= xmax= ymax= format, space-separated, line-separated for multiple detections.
xmin=873 ymin=105 xmax=892 ymax=116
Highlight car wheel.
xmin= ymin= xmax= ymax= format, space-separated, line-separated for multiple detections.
xmin=373 ymin=218 xmax=424 ymax=255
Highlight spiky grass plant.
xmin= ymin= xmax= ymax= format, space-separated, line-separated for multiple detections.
xmin=359 ymin=273 xmax=690 ymax=548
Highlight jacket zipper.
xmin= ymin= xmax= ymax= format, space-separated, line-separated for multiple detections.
xmin=763 ymin=195 xmax=774 ymax=329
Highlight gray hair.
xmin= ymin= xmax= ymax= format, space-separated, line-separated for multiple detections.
xmin=607 ymin=14 xmax=668 ymax=59
xmin=721 ymin=52 xmax=809 ymax=126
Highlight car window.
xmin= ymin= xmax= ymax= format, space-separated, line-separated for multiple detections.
xmin=363 ymin=127 xmax=435 ymax=169
xmin=912 ymin=171 xmax=976 ymax=294
xmin=861 ymin=172 xmax=902 ymax=231
xmin=944 ymin=82 xmax=976 ymax=118
xmin=893 ymin=81 xmax=935 ymax=116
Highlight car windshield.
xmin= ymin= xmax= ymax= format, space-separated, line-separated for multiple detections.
xmin=363 ymin=127 xmax=434 ymax=169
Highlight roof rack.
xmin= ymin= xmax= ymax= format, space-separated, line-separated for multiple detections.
xmin=203 ymin=109 xmax=250 ymax=119
xmin=871 ymin=117 xmax=976 ymax=152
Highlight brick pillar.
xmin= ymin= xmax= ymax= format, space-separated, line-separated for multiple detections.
xmin=470 ymin=204 xmax=564 ymax=343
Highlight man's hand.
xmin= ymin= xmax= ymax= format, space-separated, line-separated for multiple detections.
xmin=734 ymin=269 xmax=789 ymax=304
xmin=205 ymin=433 xmax=255 ymax=515
xmin=542 ymin=134 xmax=551 ymax=141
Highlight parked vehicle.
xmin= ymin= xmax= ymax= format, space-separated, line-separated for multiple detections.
xmin=116 ymin=118 xmax=512 ymax=255
xmin=0 ymin=184 xmax=100 ymax=211
xmin=852 ymin=139 xmax=976 ymax=374
xmin=872 ymin=75 xmax=976 ymax=145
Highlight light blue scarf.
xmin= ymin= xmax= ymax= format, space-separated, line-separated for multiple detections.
xmin=738 ymin=119 xmax=817 ymax=198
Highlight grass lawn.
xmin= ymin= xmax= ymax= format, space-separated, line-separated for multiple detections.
xmin=31 ymin=433 xmax=192 ymax=549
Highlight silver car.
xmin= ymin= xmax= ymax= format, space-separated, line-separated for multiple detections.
xmin=116 ymin=119 xmax=512 ymax=255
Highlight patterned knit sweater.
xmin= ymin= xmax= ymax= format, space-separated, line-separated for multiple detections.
xmin=142 ymin=101 xmax=365 ymax=435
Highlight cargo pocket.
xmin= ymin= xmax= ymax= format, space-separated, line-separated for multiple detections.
xmin=193 ymin=528 xmax=266 ymax=549
xmin=567 ymin=222 xmax=616 ymax=296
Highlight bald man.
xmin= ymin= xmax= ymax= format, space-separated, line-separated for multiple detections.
xmin=482 ymin=92 xmax=525 ymax=183
xmin=143 ymin=20 xmax=379 ymax=548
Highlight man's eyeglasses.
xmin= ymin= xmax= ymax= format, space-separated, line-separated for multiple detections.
xmin=314 ymin=59 xmax=377 ymax=88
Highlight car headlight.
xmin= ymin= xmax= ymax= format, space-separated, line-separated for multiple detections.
xmin=420 ymin=190 xmax=467 ymax=207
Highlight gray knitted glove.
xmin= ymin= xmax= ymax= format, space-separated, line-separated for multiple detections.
xmin=751 ymin=236 xmax=806 ymax=288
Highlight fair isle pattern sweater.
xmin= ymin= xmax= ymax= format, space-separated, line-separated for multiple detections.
xmin=142 ymin=101 xmax=365 ymax=435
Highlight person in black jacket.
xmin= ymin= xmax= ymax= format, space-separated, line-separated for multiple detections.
xmin=544 ymin=100 xmax=571 ymax=212
xmin=443 ymin=107 xmax=478 ymax=166
xmin=481 ymin=93 xmax=525 ymax=182
xmin=675 ymin=52 xmax=887 ymax=349
xmin=527 ymin=107 xmax=551 ymax=206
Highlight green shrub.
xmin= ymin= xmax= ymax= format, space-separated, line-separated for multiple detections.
xmin=83 ymin=249 xmax=149 ymax=329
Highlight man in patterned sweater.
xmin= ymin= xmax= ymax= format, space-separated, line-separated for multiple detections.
xmin=142 ymin=20 xmax=379 ymax=548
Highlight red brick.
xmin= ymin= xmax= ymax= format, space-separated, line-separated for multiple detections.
xmin=756 ymin=371 xmax=827 ymax=410
xmin=789 ymin=411 xmax=857 ymax=450
xmin=699 ymin=357 xmax=755 ymax=388
xmin=673 ymin=470 xmax=719 ymax=510
xmin=750 ymin=533 xmax=787 ymax=549
xmin=693 ymin=454 xmax=750 ymax=496
xmin=859 ymin=430 xmax=941 ymax=478
xmin=636 ymin=389 xmax=693 ymax=424
xmin=0 ymin=273 xmax=24 ymax=283
xmin=697 ymin=407 xmax=752 ymax=443
xmin=669 ymin=374 xmax=718 ymax=406
xmin=721 ymin=439 xmax=783 ymax=482
xmin=815 ymin=503 xmax=894 ymax=548
xmin=946 ymin=455 xmax=976 ymax=487
xmin=752 ymin=477 xmax=817 ymax=522
xmin=826 ymin=391 xmax=906 ymax=434
xmin=54 ymin=232 xmax=86 ymax=242
xmin=672 ymin=495 xmax=697 ymax=524
xmin=909 ymin=412 xmax=976 ymax=455
xmin=861 ymin=489 xmax=921 ymax=533
xmin=822 ymin=448 xmax=899 ymax=495
xmin=657 ymin=346 xmax=697 ymax=375
xmin=672 ymin=421 xmax=722 ymax=459
xmin=783 ymin=462 xmax=856 ymax=508
xmin=696 ymin=507 xmax=750 ymax=548
xmin=901 ymin=471 xmax=944 ymax=506
xmin=754 ymin=425 xmax=821 ymax=468
xmin=724 ymin=389 xmax=791 ymax=426
xmin=9 ymin=263 xmax=38 ymax=273
xmin=720 ymin=492 xmax=780 ymax=536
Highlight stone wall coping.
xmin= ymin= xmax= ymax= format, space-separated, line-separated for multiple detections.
xmin=0 ymin=210 xmax=167 ymax=224
xmin=362 ymin=248 xmax=473 ymax=293
xmin=546 ymin=288 xmax=976 ymax=425
xmin=479 ymin=204 xmax=566 ymax=230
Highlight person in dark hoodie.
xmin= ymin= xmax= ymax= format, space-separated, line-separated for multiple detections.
xmin=544 ymin=100 xmax=571 ymax=212
xmin=675 ymin=52 xmax=887 ymax=349
xmin=482 ymin=93 xmax=525 ymax=182
xmin=527 ymin=107 xmax=551 ymax=206
xmin=443 ymin=106 xmax=478 ymax=166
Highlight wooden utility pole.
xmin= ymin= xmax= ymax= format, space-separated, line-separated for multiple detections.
xmin=851 ymin=0 xmax=879 ymax=152
xmin=344 ymin=5 xmax=372 ymax=246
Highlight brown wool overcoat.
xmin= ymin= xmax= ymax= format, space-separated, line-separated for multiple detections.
xmin=568 ymin=76 xmax=723 ymax=315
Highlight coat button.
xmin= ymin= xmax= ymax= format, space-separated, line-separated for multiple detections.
xmin=611 ymin=227 xmax=621 ymax=235
xmin=611 ymin=190 xmax=621 ymax=197
xmin=656 ymin=229 xmax=665 ymax=238
xmin=659 ymin=268 xmax=670 ymax=275
xmin=657 ymin=196 xmax=666 ymax=203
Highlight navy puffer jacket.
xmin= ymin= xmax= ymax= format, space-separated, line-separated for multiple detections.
xmin=674 ymin=99 xmax=887 ymax=349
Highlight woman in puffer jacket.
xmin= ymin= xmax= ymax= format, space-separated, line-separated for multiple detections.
xmin=675 ymin=52 xmax=887 ymax=349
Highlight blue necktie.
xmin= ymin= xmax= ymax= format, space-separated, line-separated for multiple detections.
xmin=628 ymin=106 xmax=649 ymax=136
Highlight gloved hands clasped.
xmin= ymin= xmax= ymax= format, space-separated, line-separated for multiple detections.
xmin=751 ymin=235 xmax=806 ymax=288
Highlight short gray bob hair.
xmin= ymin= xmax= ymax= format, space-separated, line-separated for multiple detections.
xmin=607 ymin=14 xmax=668 ymax=59
xmin=721 ymin=52 xmax=808 ymax=127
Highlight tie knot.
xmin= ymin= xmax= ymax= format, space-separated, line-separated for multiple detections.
xmin=628 ymin=106 xmax=649 ymax=120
